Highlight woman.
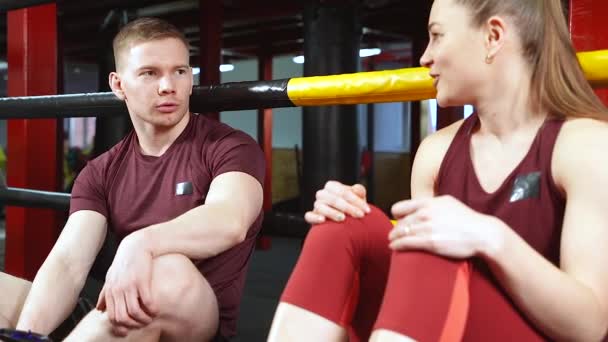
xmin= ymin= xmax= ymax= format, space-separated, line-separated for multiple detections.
xmin=268 ymin=0 xmax=608 ymax=341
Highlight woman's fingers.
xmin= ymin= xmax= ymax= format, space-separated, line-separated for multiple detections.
xmin=304 ymin=211 xmax=326 ymax=224
xmin=313 ymin=202 xmax=347 ymax=222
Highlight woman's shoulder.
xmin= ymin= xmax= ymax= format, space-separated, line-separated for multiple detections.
xmin=553 ymin=116 xmax=608 ymax=189
xmin=411 ymin=119 xmax=465 ymax=196
xmin=562 ymin=115 xmax=608 ymax=128
xmin=419 ymin=118 xmax=465 ymax=157
xmin=557 ymin=116 xmax=608 ymax=147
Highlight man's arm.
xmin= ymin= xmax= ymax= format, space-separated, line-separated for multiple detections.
xmin=16 ymin=210 xmax=107 ymax=335
xmin=136 ymin=171 xmax=263 ymax=259
xmin=95 ymin=172 xmax=262 ymax=333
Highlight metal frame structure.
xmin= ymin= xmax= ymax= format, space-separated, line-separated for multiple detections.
xmin=3 ymin=0 xmax=607 ymax=279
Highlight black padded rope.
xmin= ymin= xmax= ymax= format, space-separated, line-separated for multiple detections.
xmin=0 ymin=79 xmax=293 ymax=119
xmin=0 ymin=187 xmax=70 ymax=210
xmin=0 ymin=92 xmax=126 ymax=119
xmin=191 ymin=79 xmax=293 ymax=112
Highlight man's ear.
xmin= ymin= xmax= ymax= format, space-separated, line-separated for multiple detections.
xmin=189 ymin=67 xmax=194 ymax=96
xmin=109 ymin=72 xmax=126 ymax=100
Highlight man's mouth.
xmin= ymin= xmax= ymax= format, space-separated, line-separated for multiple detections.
xmin=157 ymin=103 xmax=178 ymax=113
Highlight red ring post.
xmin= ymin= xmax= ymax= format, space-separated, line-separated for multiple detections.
xmin=6 ymin=4 xmax=62 ymax=279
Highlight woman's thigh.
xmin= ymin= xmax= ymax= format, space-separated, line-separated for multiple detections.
xmin=462 ymin=265 xmax=546 ymax=341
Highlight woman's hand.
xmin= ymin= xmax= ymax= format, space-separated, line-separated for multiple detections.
xmin=388 ymin=195 xmax=502 ymax=258
xmin=304 ymin=181 xmax=371 ymax=224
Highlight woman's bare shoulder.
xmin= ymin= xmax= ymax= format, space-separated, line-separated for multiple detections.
xmin=419 ymin=118 xmax=465 ymax=157
xmin=553 ymin=117 xmax=608 ymax=188
xmin=557 ymin=117 xmax=608 ymax=148
xmin=411 ymin=119 xmax=465 ymax=197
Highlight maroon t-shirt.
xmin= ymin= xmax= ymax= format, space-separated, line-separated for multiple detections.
xmin=70 ymin=113 xmax=265 ymax=338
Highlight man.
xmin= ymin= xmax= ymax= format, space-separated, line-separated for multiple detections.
xmin=0 ymin=17 xmax=264 ymax=341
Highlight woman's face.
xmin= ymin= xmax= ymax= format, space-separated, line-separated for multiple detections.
xmin=420 ymin=0 xmax=489 ymax=107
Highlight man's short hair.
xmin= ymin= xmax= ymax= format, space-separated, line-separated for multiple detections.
xmin=113 ymin=17 xmax=190 ymax=70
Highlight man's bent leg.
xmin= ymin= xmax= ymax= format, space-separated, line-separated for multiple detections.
xmin=153 ymin=254 xmax=218 ymax=342
xmin=0 ymin=272 xmax=31 ymax=328
xmin=65 ymin=254 xmax=219 ymax=342
xmin=63 ymin=309 xmax=161 ymax=342
xmin=0 ymin=313 xmax=11 ymax=328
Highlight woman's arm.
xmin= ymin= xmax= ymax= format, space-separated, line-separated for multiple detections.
xmin=484 ymin=119 xmax=608 ymax=341
xmin=394 ymin=118 xmax=608 ymax=341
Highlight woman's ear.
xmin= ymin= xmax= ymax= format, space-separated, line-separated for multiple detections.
xmin=484 ymin=15 xmax=507 ymax=61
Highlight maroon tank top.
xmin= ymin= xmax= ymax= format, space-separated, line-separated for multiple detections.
xmin=436 ymin=113 xmax=566 ymax=265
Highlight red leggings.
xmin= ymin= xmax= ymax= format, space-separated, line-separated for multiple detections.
xmin=280 ymin=206 xmax=547 ymax=341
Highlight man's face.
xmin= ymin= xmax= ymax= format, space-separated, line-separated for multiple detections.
xmin=112 ymin=37 xmax=193 ymax=130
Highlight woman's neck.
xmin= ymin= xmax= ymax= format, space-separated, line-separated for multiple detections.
xmin=473 ymin=61 xmax=547 ymax=140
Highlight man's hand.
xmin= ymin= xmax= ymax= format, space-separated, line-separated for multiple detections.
xmin=97 ymin=233 xmax=158 ymax=336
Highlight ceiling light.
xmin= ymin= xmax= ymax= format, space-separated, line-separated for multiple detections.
xmin=219 ymin=64 xmax=235 ymax=72
xmin=192 ymin=64 xmax=235 ymax=75
xmin=359 ymin=48 xmax=382 ymax=58
xmin=293 ymin=48 xmax=382 ymax=64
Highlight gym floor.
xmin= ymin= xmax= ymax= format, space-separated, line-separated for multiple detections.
xmin=0 ymin=221 xmax=303 ymax=341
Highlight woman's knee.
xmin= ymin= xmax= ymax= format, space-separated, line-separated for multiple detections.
xmin=296 ymin=204 xmax=392 ymax=261
xmin=304 ymin=205 xmax=392 ymax=252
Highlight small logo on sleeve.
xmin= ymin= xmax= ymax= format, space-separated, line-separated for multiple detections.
xmin=175 ymin=181 xmax=193 ymax=195
xmin=510 ymin=172 xmax=540 ymax=202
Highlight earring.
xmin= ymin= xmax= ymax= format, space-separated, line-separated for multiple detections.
xmin=485 ymin=54 xmax=494 ymax=64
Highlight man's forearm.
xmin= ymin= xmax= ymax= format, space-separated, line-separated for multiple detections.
xmin=16 ymin=256 xmax=87 ymax=335
xmin=139 ymin=203 xmax=248 ymax=260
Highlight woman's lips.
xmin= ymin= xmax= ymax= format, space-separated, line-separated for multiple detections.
xmin=432 ymin=75 xmax=439 ymax=88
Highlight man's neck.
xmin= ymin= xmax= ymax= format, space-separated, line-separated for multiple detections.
xmin=135 ymin=112 xmax=191 ymax=157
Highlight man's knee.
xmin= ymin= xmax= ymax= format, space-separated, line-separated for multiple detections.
xmin=151 ymin=254 xmax=203 ymax=310
xmin=150 ymin=254 xmax=218 ymax=340
xmin=151 ymin=255 xmax=218 ymax=317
